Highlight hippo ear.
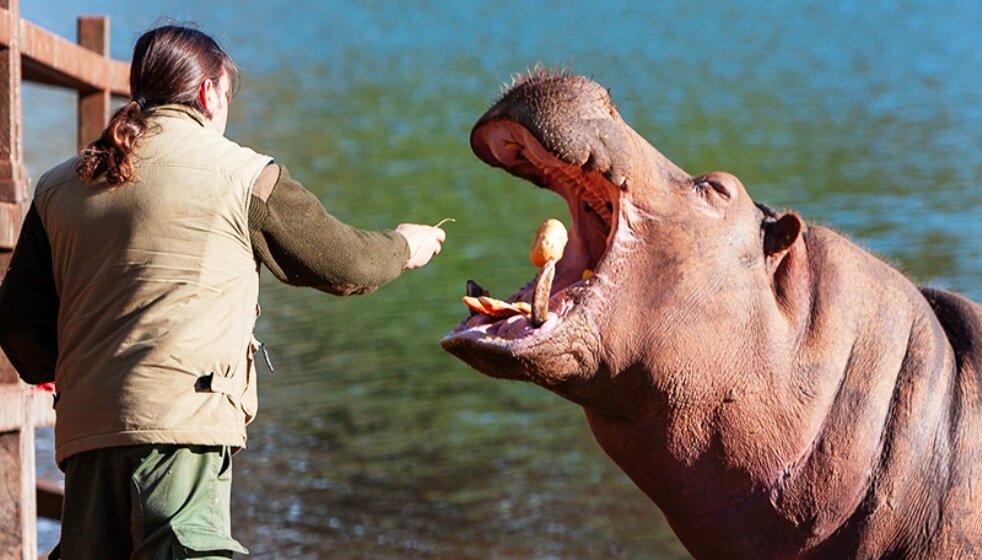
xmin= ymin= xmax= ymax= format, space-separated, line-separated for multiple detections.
xmin=763 ymin=212 xmax=803 ymax=268
xmin=763 ymin=212 xmax=808 ymax=315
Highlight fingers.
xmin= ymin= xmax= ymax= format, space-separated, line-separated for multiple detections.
xmin=432 ymin=226 xmax=447 ymax=243
xmin=432 ymin=227 xmax=447 ymax=256
xmin=422 ymin=233 xmax=443 ymax=258
xmin=397 ymin=223 xmax=448 ymax=270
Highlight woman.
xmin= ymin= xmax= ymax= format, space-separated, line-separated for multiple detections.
xmin=0 ymin=25 xmax=445 ymax=559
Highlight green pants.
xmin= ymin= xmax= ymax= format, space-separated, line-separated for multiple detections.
xmin=54 ymin=444 xmax=248 ymax=560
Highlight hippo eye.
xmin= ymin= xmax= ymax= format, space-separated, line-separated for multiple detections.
xmin=693 ymin=177 xmax=730 ymax=199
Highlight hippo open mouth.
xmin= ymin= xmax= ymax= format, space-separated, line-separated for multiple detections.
xmin=440 ymin=70 xmax=671 ymax=381
xmin=442 ymin=118 xmax=622 ymax=350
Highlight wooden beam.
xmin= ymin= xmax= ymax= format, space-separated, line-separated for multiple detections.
xmin=0 ymin=384 xmax=23 ymax=430
xmin=0 ymin=8 xmax=10 ymax=47
xmin=31 ymin=392 xmax=56 ymax=427
xmin=0 ymin=384 xmax=54 ymax=430
xmin=35 ymin=478 xmax=63 ymax=521
xmin=0 ymin=384 xmax=57 ymax=429
xmin=0 ymin=199 xmax=25 ymax=249
xmin=19 ymin=18 xmax=128 ymax=96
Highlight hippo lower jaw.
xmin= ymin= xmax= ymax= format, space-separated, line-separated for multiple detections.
xmin=440 ymin=120 xmax=621 ymax=383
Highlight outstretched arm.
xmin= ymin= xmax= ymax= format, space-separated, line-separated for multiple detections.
xmin=248 ymin=164 xmax=443 ymax=295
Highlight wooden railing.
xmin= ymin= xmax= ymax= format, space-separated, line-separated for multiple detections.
xmin=0 ymin=0 xmax=129 ymax=557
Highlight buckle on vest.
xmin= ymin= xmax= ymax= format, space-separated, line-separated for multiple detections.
xmin=195 ymin=372 xmax=238 ymax=395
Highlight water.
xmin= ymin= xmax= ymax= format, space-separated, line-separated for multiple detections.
xmin=20 ymin=1 xmax=981 ymax=558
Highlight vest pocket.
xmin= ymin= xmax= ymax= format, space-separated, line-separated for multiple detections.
xmin=172 ymin=526 xmax=249 ymax=557
xmin=240 ymin=337 xmax=261 ymax=423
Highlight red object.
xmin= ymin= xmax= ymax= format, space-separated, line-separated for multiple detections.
xmin=26 ymin=382 xmax=56 ymax=395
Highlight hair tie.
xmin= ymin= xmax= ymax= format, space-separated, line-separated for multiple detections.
xmin=132 ymin=96 xmax=147 ymax=110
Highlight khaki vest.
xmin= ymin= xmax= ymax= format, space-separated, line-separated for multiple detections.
xmin=34 ymin=106 xmax=272 ymax=464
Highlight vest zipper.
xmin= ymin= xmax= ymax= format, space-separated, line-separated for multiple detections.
xmin=258 ymin=341 xmax=275 ymax=373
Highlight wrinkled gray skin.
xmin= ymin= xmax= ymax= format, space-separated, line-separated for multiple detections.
xmin=442 ymin=69 xmax=981 ymax=559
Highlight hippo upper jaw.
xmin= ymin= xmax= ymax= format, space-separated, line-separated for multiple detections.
xmin=442 ymin=71 xmax=661 ymax=394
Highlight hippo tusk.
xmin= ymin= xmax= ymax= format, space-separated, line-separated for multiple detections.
xmin=531 ymin=258 xmax=556 ymax=327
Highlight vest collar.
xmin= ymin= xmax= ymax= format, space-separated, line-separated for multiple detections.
xmin=146 ymin=104 xmax=210 ymax=128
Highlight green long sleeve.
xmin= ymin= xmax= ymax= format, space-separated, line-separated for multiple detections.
xmin=0 ymin=203 xmax=59 ymax=384
xmin=248 ymin=164 xmax=410 ymax=295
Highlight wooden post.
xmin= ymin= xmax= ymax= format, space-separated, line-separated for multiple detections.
xmin=0 ymin=388 xmax=37 ymax=560
xmin=0 ymin=0 xmax=28 ymax=248
xmin=0 ymin=0 xmax=36 ymax=558
xmin=77 ymin=15 xmax=110 ymax=153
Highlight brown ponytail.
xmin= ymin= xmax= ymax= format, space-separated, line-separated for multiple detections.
xmin=75 ymin=25 xmax=239 ymax=185
xmin=76 ymin=100 xmax=149 ymax=184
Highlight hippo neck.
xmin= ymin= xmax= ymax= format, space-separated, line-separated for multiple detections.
xmin=773 ymin=228 xmax=963 ymax=556
xmin=584 ymin=227 xmax=960 ymax=557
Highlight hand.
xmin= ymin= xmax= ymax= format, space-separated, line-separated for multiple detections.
xmin=396 ymin=223 xmax=447 ymax=269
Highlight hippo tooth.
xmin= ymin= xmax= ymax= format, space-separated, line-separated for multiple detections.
xmin=466 ymin=279 xmax=490 ymax=298
xmin=532 ymin=259 xmax=556 ymax=327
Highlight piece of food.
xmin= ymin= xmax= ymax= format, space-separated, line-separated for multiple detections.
xmin=529 ymin=218 xmax=568 ymax=267
xmin=462 ymin=296 xmax=531 ymax=318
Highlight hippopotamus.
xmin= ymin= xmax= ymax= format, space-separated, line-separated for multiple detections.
xmin=441 ymin=69 xmax=981 ymax=559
